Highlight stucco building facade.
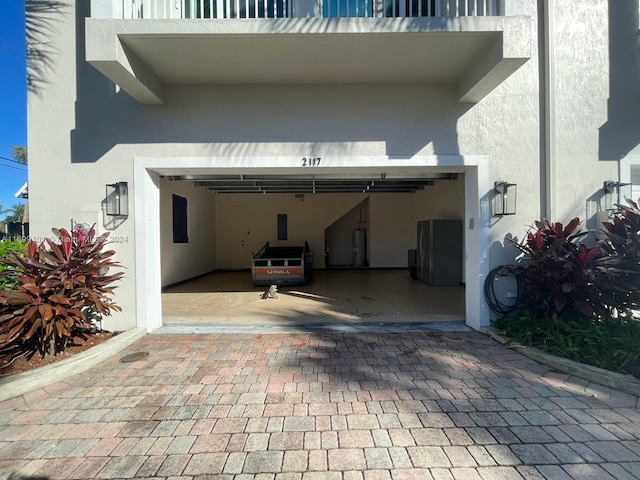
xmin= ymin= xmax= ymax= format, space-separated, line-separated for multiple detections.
xmin=26 ymin=0 xmax=640 ymax=332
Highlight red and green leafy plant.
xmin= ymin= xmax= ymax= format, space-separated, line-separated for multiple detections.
xmin=510 ymin=205 xmax=640 ymax=321
xmin=495 ymin=201 xmax=640 ymax=373
xmin=0 ymin=225 xmax=123 ymax=358
xmin=602 ymin=197 xmax=640 ymax=257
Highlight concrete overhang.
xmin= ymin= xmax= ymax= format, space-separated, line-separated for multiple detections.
xmin=14 ymin=182 xmax=28 ymax=199
xmin=86 ymin=16 xmax=530 ymax=105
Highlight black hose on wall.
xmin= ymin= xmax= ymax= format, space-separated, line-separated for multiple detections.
xmin=484 ymin=265 xmax=523 ymax=317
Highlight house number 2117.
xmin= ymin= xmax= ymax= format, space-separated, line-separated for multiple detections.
xmin=302 ymin=157 xmax=321 ymax=167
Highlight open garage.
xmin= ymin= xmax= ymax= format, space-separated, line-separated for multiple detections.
xmin=157 ymin=167 xmax=468 ymax=327
xmin=131 ymin=155 xmax=489 ymax=332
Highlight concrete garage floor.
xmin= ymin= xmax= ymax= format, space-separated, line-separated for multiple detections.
xmin=162 ymin=269 xmax=465 ymax=326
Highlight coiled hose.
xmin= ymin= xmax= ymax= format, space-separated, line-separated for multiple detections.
xmin=484 ymin=265 xmax=523 ymax=317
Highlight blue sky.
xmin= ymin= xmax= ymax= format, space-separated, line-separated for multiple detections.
xmin=0 ymin=1 xmax=27 ymax=215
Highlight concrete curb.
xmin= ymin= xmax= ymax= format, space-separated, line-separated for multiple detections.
xmin=481 ymin=327 xmax=640 ymax=398
xmin=0 ymin=327 xmax=147 ymax=402
xmin=157 ymin=320 xmax=472 ymax=334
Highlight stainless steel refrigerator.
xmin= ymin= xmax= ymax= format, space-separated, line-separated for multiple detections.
xmin=416 ymin=219 xmax=463 ymax=287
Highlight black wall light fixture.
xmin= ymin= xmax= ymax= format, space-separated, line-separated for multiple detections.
xmin=493 ymin=181 xmax=517 ymax=216
xmin=105 ymin=182 xmax=129 ymax=217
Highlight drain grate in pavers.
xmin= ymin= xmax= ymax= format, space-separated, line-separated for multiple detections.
xmin=119 ymin=351 xmax=149 ymax=362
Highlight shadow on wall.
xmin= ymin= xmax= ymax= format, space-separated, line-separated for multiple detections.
xmin=70 ymin=5 xmax=471 ymax=163
xmin=487 ymin=234 xmax=521 ymax=270
xmin=584 ymin=188 xmax=609 ymax=232
xmin=26 ymin=0 xmax=67 ymax=95
xmin=599 ymin=0 xmax=640 ymax=161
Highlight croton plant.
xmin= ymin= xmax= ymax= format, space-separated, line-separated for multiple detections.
xmin=0 ymin=225 xmax=123 ymax=357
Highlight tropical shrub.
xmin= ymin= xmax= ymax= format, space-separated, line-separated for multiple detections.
xmin=510 ymin=210 xmax=640 ymax=321
xmin=0 ymin=240 xmax=27 ymax=290
xmin=600 ymin=198 xmax=640 ymax=311
xmin=0 ymin=225 xmax=123 ymax=357
xmin=602 ymin=197 xmax=640 ymax=258
xmin=495 ymin=203 xmax=640 ymax=373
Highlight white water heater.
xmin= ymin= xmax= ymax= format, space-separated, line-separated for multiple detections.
xmin=352 ymin=229 xmax=366 ymax=266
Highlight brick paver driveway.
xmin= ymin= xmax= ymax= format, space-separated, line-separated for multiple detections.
xmin=1 ymin=330 xmax=639 ymax=479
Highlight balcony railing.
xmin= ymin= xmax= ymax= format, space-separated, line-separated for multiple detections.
xmin=108 ymin=0 xmax=502 ymax=19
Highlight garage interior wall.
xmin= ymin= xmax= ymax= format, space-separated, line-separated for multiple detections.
xmin=325 ymin=198 xmax=370 ymax=267
xmin=159 ymin=175 xmax=465 ymax=280
xmin=160 ymin=177 xmax=217 ymax=286
xmin=413 ymin=175 xmax=465 ymax=220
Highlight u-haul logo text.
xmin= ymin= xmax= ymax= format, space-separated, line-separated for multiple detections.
xmin=255 ymin=268 xmax=302 ymax=275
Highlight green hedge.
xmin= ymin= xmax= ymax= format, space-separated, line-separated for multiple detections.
xmin=494 ymin=314 xmax=640 ymax=373
xmin=0 ymin=240 xmax=27 ymax=290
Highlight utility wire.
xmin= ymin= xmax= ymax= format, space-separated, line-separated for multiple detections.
xmin=0 ymin=161 xmax=27 ymax=172
xmin=0 ymin=155 xmax=27 ymax=166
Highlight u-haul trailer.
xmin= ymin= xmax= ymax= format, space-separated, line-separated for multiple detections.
xmin=251 ymin=242 xmax=313 ymax=286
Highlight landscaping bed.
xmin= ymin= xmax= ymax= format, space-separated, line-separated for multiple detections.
xmin=0 ymin=330 xmax=115 ymax=378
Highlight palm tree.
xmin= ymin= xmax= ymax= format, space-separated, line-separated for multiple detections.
xmin=26 ymin=1 xmax=67 ymax=94
xmin=10 ymin=147 xmax=29 ymax=234
xmin=12 ymin=146 xmax=27 ymax=164
xmin=5 ymin=204 xmax=26 ymax=223
xmin=0 ymin=205 xmax=8 ymax=238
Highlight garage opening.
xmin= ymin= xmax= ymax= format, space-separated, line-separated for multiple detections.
xmin=158 ymin=170 xmax=466 ymax=327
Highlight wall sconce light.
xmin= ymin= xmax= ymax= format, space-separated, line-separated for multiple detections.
xmin=603 ymin=181 xmax=630 ymax=211
xmin=105 ymin=182 xmax=129 ymax=217
xmin=493 ymin=181 xmax=517 ymax=216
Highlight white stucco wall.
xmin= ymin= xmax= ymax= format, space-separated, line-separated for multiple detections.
xmin=611 ymin=2 xmax=640 ymax=208
xmin=28 ymin=0 xmax=636 ymax=331
xmin=26 ymin=2 xmax=138 ymax=331
xmin=552 ymin=0 xmax=615 ymax=227
xmin=26 ymin=0 xmax=535 ymax=331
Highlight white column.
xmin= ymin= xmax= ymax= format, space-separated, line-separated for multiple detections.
xmin=134 ymin=163 xmax=163 ymax=331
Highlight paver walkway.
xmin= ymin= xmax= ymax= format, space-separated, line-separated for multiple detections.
xmin=1 ymin=330 xmax=640 ymax=480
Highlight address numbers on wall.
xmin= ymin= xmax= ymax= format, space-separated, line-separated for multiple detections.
xmin=301 ymin=157 xmax=321 ymax=167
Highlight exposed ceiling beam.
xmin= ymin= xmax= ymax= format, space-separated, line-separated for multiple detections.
xmin=166 ymin=172 xmax=455 ymax=194
xmin=170 ymin=173 xmax=457 ymax=182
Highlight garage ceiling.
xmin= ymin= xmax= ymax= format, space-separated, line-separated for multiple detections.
xmin=168 ymin=173 xmax=458 ymax=194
